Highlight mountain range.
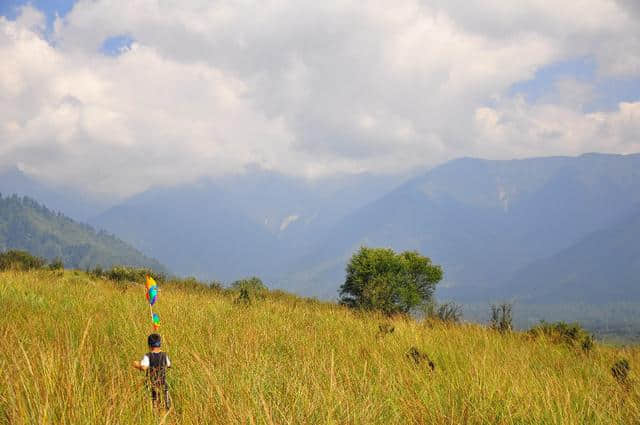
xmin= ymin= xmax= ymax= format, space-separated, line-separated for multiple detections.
xmin=2 ymin=152 xmax=639 ymax=303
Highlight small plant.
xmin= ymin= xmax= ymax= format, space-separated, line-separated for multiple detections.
xmin=490 ymin=303 xmax=513 ymax=333
xmin=234 ymin=288 xmax=251 ymax=305
xmin=377 ymin=323 xmax=395 ymax=337
xmin=436 ymin=302 xmax=463 ymax=322
xmin=581 ymin=334 xmax=595 ymax=353
xmin=529 ymin=321 xmax=592 ymax=348
xmin=209 ymin=280 xmax=224 ymax=291
xmin=406 ymin=347 xmax=435 ymax=371
xmin=105 ymin=266 xmax=165 ymax=284
xmin=611 ymin=359 xmax=630 ymax=385
xmin=48 ymin=257 xmax=64 ymax=270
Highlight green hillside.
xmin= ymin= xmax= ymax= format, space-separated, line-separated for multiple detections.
xmin=0 ymin=194 xmax=167 ymax=273
xmin=1 ymin=270 xmax=638 ymax=424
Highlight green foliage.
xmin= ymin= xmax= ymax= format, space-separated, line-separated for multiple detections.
xmin=98 ymin=265 xmax=165 ymax=284
xmin=529 ymin=321 xmax=593 ymax=350
xmin=48 ymin=257 xmax=64 ymax=270
xmin=581 ymin=334 xmax=595 ymax=353
xmin=0 ymin=250 xmax=46 ymax=271
xmin=230 ymin=277 xmax=268 ymax=294
xmin=490 ymin=303 xmax=513 ymax=333
xmin=339 ymin=246 xmax=443 ymax=315
xmin=234 ymin=288 xmax=252 ymax=305
xmin=0 ymin=194 xmax=167 ymax=273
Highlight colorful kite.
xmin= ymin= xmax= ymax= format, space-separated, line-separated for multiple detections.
xmin=145 ymin=275 xmax=160 ymax=330
xmin=146 ymin=275 xmax=158 ymax=306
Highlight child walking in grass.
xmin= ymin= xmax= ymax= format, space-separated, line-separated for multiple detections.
xmin=133 ymin=333 xmax=172 ymax=409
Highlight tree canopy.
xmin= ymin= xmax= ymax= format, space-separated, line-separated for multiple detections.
xmin=338 ymin=246 xmax=443 ymax=315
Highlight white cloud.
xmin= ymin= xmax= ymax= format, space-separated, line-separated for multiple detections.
xmin=0 ymin=1 xmax=639 ymax=197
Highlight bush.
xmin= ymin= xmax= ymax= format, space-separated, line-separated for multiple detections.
xmin=421 ymin=301 xmax=463 ymax=324
xmin=0 ymin=250 xmax=46 ymax=271
xmin=104 ymin=266 xmax=165 ymax=284
xmin=490 ymin=303 xmax=513 ymax=333
xmin=528 ymin=321 xmax=593 ymax=350
xmin=209 ymin=280 xmax=224 ymax=292
xmin=164 ymin=276 xmax=207 ymax=291
xmin=611 ymin=359 xmax=630 ymax=385
xmin=234 ymin=288 xmax=252 ymax=305
xmin=48 ymin=257 xmax=64 ymax=270
xmin=230 ymin=277 xmax=268 ymax=294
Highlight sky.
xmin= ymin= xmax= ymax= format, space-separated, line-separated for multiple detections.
xmin=1 ymin=0 xmax=639 ymax=198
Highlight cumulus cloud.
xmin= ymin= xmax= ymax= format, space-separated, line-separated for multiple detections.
xmin=0 ymin=1 xmax=639 ymax=197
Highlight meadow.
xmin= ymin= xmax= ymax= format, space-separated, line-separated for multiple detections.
xmin=1 ymin=270 xmax=639 ymax=424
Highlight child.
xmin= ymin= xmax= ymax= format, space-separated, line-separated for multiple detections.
xmin=133 ymin=333 xmax=171 ymax=409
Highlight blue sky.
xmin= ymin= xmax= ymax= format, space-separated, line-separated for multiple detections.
xmin=0 ymin=0 xmax=74 ymax=29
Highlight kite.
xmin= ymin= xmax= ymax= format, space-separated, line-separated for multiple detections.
xmin=146 ymin=275 xmax=158 ymax=306
xmin=145 ymin=275 xmax=160 ymax=330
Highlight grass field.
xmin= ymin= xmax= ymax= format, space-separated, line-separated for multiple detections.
xmin=1 ymin=270 xmax=639 ymax=424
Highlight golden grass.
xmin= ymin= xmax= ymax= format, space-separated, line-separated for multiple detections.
xmin=0 ymin=270 xmax=639 ymax=424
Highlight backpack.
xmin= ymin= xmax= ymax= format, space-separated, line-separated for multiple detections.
xmin=146 ymin=352 xmax=168 ymax=388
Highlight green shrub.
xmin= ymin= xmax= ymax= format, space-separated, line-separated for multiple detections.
xmin=164 ymin=276 xmax=207 ymax=291
xmin=104 ymin=266 xmax=165 ymax=284
xmin=48 ymin=258 xmax=64 ymax=270
xmin=0 ymin=250 xmax=46 ymax=271
xmin=230 ymin=277 xmax=268 ymax=296
xmin=529 ymin=321 xmax=593 ymax=349
xmin=234 ymin=288 xmax=252 ymax=305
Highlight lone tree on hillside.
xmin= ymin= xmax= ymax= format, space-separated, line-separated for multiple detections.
xmin=338 ymin=246 xmax=443 ymax=315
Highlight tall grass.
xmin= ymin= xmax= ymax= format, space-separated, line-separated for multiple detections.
xmin=1 ymin=270 xmax=638 ymax=424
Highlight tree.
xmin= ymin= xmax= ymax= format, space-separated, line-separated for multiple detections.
xmin=230 ymin=277 xmax=268 ymax=293
xmin=338 ymin=246 xmax=443 ymax=315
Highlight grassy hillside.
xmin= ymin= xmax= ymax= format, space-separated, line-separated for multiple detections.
xmin=1 ymin=271 xmax=639 ymax=424
xmin=0 ymin=194 xmax=167 ymax=273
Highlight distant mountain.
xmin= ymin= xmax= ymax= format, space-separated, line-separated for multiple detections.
xmin=0 ymin=167 xmax=107 ymax=221
xmin=500 ymin=207 xmax=640 ymax=303
xmin=279 ymin=153 xmax=640 ymax=299
xmin=0 ymin=194 xmax=167 ymax=272
xmin=92 ymin=183 xmax=279 ymax=281
xmin=91 ymin=153 xmax=640 ymax=301
xmin=92 ymin=171 xmax=403 ymax=282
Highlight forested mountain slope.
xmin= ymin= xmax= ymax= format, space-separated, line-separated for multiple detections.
xmin=0 ymin=194 xmax=167 ymax=272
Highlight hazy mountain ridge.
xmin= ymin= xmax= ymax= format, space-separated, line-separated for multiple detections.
xmin=500 ymin=206 xmax=640 ymax=303
xmin=279 ymin=153 xmax=640 ymax=299
xmin=4 ymin=153 xmax=639 ymax=303
xmin=0 ymin=194 xmax=167 ymax=272
xmin=0 ymin=167 xmax=109 ymax=221
xmin=92 ymin=172 xmax=403 ymax=282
